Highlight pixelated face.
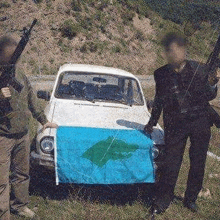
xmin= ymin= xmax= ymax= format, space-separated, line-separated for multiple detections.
xmin=0 ymin=45 xmax=17 ymax=65
xmin=165 ymin=42 xmax=186 ymax=66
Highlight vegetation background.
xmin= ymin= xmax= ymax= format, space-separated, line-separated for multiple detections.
xmin=0 ymin=0 xmax=219 ymax=219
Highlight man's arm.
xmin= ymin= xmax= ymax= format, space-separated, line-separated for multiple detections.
xmin=26 ymin=77 xmax=47 ymax=125
xmin=25 ymin=76 xmax=57 ymax=130
xmin=144 ymin=72 xmax=163 ymax=133
xmin=204 ymin=65 xmax=218 ymax=101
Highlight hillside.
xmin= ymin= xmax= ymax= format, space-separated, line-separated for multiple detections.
xmin=0 ymin=0 xmax=157 ymax=76
xmin=0 ymin=0 xmax=219 ymax=76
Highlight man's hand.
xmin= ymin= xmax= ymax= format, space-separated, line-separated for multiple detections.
xmin=144 ymin=124 xmax=154 ymax=134
xmin=42 ymin=122 xmax=58 ymax=131
xmin=0 ymin=87 xmax=11 ymax=98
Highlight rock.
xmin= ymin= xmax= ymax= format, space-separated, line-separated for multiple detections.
xmin=209 ymin=173 xmax=220 ymax=179
xmin=198 ymin=188 xmax=212 ymax=199
xmin=51 ymin=24 xmax=59 ymax=30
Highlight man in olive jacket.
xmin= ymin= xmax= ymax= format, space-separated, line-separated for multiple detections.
xmin=0 ymin=36 xmax=57 ymax=219
xmin=144 ymin=32 xmax=218 ymax=214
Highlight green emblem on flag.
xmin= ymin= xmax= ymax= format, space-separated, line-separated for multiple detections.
xmin=82 ymin=136 xmax=139 ymax=167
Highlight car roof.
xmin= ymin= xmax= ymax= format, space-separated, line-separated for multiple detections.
xmin=58 ymin=63 xmax=137 ymax=79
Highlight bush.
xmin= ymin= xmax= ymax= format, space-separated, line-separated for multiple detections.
xmin=135 ymin=30 xmax=145 ymax=41
xmin=97 ymin=1 xmax=108 ymax=11
xmin=0 ymin=2 xmax=10 ymax=8
xmin=58 ymin=40 xmax=72 ymax=53
xmin=80 ymin=41 xmax=109 ymax=54
xmin=29 ymin=58 xmax=36 ymax=66
xmin=60 ymin=19 xmax=81 ymax=39
xmin=121 ymin=10 xmax=135 ymax=25
xmin=111 ymin=44 xmax=121 ymax=53
xmin=80 ymin=16 xmax=93 ymax=31
xmin=80 ymin=42 xmax=97 ymax=53
xmin=71 ymin=0 xmax=82 ymax=12
xmin=32 ymin=0 xmax=43 ymax=3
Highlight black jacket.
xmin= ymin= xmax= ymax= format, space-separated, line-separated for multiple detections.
xmin=148 ymin=60 xmax=218 ymax=142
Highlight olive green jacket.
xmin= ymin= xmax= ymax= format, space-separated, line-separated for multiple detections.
xmin=0 ymin=70 xmax=47 ymax=135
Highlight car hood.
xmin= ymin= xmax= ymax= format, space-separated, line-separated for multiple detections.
xmin=43 ymin=99 xmax=164 ymax=144
xmin=48 ymin=100 xmax=148 ymax=129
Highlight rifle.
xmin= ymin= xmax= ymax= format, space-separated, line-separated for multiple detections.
xmin=0 ymin=19 xmax=37 ymax=115
xmin=206 ymin=34 xmax=220 ymax=86
xmin=206 ymin=34 xmax=220 ymax=128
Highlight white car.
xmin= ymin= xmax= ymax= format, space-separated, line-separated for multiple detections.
xmin=31 ymin=64 xmax=165 ymax=185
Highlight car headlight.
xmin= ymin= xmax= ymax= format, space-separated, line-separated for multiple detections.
xmin=151 ymin=145 xmax=159 ymax=159
xmin=40 ymin=137 xmax=54 ymax=154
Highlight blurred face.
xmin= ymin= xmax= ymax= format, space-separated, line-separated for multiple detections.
xmin=0 ymin=45 xmax=16 ymax=65
xmin=165 ymin=42 xmax=186 ymax=67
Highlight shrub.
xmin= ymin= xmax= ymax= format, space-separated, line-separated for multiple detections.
xmin=71 ymin=0 xmax=82 ymax=12
xmin=29 ymin=58 xmax=36 ymax=66
xmin=60 ymin=19 xmax=81 ymax=39
xmin=80 ymin=42 xmax=98 ymax=53
xmin=49 ymin=58 xmax=55 ymax=64
xmin=80 ymin=41 xmax=109 ymax=54
xmin=135 ymin=30 xmax=145 ymax=41
xmin=32 ymin=0 xmax=43 ymax=3
xmin=97 ymin=1 xmax=108 ymax=11
xmin=111 ymin=44 xmax=121 ymax=53
xmin=58 ymin=40 xmax=72 ymax=53
xmin=0 ymin=2 xmax=10 ymax=8
xmin=31 ymin=47 xmax=37 ymax=52
xmin=122 ymin=11 xmax=135 ymax=25
xmin=79 ymin=16 xmax=93 ymax=31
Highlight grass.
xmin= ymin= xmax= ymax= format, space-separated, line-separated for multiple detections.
xmin=12 ymin=144 xmax=220 ymax=220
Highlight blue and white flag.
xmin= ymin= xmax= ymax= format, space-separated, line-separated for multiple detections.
xmin=55 ymin=126 xmax=154 ymax=185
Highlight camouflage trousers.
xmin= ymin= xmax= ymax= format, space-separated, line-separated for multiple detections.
xmin=0 ymin=133 xmax=30 ymax=220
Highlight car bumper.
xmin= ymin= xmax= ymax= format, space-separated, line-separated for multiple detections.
xmin=30 ymin=151 xmax=55 ymax=168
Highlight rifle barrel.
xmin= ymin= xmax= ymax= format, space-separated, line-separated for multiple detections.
xmin=206 ymin=35 xmax=220 ymax=67
xmin=9 ymin=19 xmax=37 ymax=64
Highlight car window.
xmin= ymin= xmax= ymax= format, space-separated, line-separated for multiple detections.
xmin=55 ymin=71 xmax=144 ymax=106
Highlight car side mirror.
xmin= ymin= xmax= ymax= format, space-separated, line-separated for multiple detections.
xmin=37 ymin=90 xmax=51 ymax=101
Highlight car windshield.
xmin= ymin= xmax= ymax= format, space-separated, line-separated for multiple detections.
xmin=55 ymin=71 xmax=144 ymax=106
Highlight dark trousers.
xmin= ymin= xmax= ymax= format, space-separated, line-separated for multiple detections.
xmin=0 ymin=133 xmax=30 ymax=220
xmin=154 ymin=116 xmax=211 ymax=208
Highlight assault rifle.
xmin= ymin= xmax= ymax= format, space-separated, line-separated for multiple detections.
xmin=0 ymin=19 xmax=37 ymax=115
xmin=0 ymin=19 xmax=37 ymax=92
xmin=206 ymin=34 xmax=220 ymax=85
xmin=206 ymin=34 xmax=220 ymax=128
xmin=184 ymin=21 xmax=220 ymax=127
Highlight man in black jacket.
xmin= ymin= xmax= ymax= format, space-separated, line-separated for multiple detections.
xmin=144 ymin=32 xmax=218 ymax=214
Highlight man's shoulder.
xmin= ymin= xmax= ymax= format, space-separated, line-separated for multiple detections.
xmin=187 ymin=60 xmax=208 ymax=78
xmin=187 ymin=60 xmax=206 ymax=71
xmin=154 ymin=64 xmax=169 ymax=77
